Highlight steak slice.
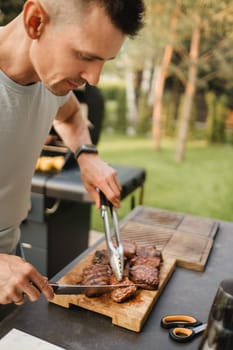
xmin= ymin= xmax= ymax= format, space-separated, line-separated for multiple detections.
xmin=92 ymin=249 xmax=109 ymax=265
xmin=129 ymin=255 xmax=162 ymax=269
xmin=136 ymin=245 xmax=163 ymax=261
xmin=122 ymin=239 xmax=137 ymax=258
xmin=129 ymin=265 xmax=160 ymax=290
xmin=110 ymin=275 xmax=137 ymax=303
xmin=81 ymin=264 xmax=111 ymax=296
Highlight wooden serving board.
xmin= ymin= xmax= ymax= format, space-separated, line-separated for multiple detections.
xmin=51 ymin=206 xmax=219 ymax=332
xmin=51 ymin=240 xmax=176 ymax=332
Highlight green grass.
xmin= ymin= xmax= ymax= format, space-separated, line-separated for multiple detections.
xmin=91 ymin=133 xmax=233 ymax=232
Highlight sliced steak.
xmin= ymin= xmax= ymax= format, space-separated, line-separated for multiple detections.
xmin=136 ymin=245 xmax=163 ymax=261
xmin=110 ymin=276 xmax=137 ymax=303
xmin=92 ymin=249 xmax=109 ymax=265
xmin=81 ymin=264 xmax=111 ymax=285
xmin=122 ymin=239 xmax=137 ymax=258
xmin=129 ymin=255 xmax=162 ymax=269
xmin=81 ymin=264 xmax=112 ymax=297
xmin=80 ymin=239 xmax=163 ymax=301
xmin=129 ymin=264 xmax=160 ymax=290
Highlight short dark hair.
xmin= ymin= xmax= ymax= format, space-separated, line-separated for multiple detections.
xmin=85 ymin=0 xmax=146 ymax=37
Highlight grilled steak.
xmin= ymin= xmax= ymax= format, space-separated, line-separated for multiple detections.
xmin=136 ymin=245 xmax=163 ymax=261
xmin=92 ymin=249 xmax=109 ymax=265
xmin=79 ymin=240 xmax=163 ymax=301
xmin=93 ymin=240 xmax=137 ymax=264
xmin=129 ymin=255 xmax=161 ymax=269
xmin=81 ymin=264 xmax=111 ymax=296
xmin=122 ymin=239 xmax=137 ymax=258
xmin=110 ymin=275 xmax=137 ymax=303
xmin=129 ymin=264 xmax=160 ymax=290
xmin=129 ymin=246 xmax=162 ymax=289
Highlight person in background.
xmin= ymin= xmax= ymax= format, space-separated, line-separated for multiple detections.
xmin=45 ymin=84 xmax=104 ymax=147
xmin=73 ymin=84 xmax=105 ymax=146
xmin=0 ymin=0 xmax=145 ymax=306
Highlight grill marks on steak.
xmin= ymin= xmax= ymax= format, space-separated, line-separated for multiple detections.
xmin=129 ymin=255 xmax=161 ymax=269
xmin=129 ymin=245 xmax=162 ymax=290
xmin=81 ymin=264 xmax=111 ymax=297
xmin=80 ymin=240 xmax=163 ymax=302
xmin=81 ymin=264 xmax=111 ymax=286
xmin=129 ymin=265 xmax=160 ymax=290
xmin=110 ymin=275 xmax=137 ymax=303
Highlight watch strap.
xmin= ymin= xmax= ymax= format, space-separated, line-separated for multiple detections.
xmin=74 ymin=144 xmax=98 ymax=160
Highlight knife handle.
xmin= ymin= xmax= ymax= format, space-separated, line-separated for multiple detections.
xmin=48 ymin=283 xmax=59 ymax=292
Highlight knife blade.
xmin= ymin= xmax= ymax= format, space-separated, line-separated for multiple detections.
xmin=49 ymin=282 xmax=140 ymax=295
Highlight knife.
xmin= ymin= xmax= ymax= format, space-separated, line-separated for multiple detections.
xmin=49 ymin=282 xmax=140 ymax=295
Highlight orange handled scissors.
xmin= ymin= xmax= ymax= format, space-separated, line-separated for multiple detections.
xmin=161 ymin=314 xmax=207 ymax=343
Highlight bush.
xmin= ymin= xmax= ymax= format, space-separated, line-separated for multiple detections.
xmin=136 ymin=92 xmax=152 ymax=135
xmin=100 ymin=82 xmax=127 ymax=133
xmin=206 ymin=93 xmax=228 ymax=143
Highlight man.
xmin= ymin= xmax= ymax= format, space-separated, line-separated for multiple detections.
xmin=0 ymin=0 xmax=145 ymax=306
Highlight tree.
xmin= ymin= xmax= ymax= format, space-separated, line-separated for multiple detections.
xmin=152 ymin=5 xmax=179 ymax=149
xmin=175 ymin=0 xmax=233 ymax=161
xmin=175 ymin=14 xmax=201 ymax=162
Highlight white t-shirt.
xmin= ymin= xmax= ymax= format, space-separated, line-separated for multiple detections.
xmin=0 ymin=69 xmax=69 ymax=252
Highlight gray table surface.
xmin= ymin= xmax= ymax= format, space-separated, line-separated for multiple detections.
xmin=0 ymin=218 xmax=232 ymax=350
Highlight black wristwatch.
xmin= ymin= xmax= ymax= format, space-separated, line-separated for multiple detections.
xmin=74 ymin=144 xmax=98 ymax=160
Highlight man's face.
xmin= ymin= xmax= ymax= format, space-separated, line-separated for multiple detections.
xmin=29 ymin=6 xmax=125 ymax=96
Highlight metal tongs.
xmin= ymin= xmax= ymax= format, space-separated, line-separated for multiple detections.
xmin=99 ymin=190 xmax=124 ymax=281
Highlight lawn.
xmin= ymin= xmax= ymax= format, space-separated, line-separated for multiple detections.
xmin=91 ymin=133 xmax=233 ymax=232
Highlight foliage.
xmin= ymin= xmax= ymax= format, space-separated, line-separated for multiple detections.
xmin=206 ymin=92 xmax=228 ymax=143
xmin=136 ymin=92 xmax=152 ymax=134
xmin=99 ymin=82 xmax=127 ymax=133
xmin=0 ymin=0 xmax=24 ymax=24
xmin=115 ymin=87 xmax=127 ymax=133
xmin=101 ymin=0 xmax=233 ymax=150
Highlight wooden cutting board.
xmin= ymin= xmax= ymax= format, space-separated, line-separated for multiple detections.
xmin=51 ymin=206 xmax=219 ymax=332
xmin=51 ymin=240 xmax=176 ymax=332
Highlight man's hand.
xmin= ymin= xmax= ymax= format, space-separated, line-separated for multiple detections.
xmin=0 ymin=254 xmax=54 ymax=305
xmin=78 ymin=153 xmax=121 ymax=208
